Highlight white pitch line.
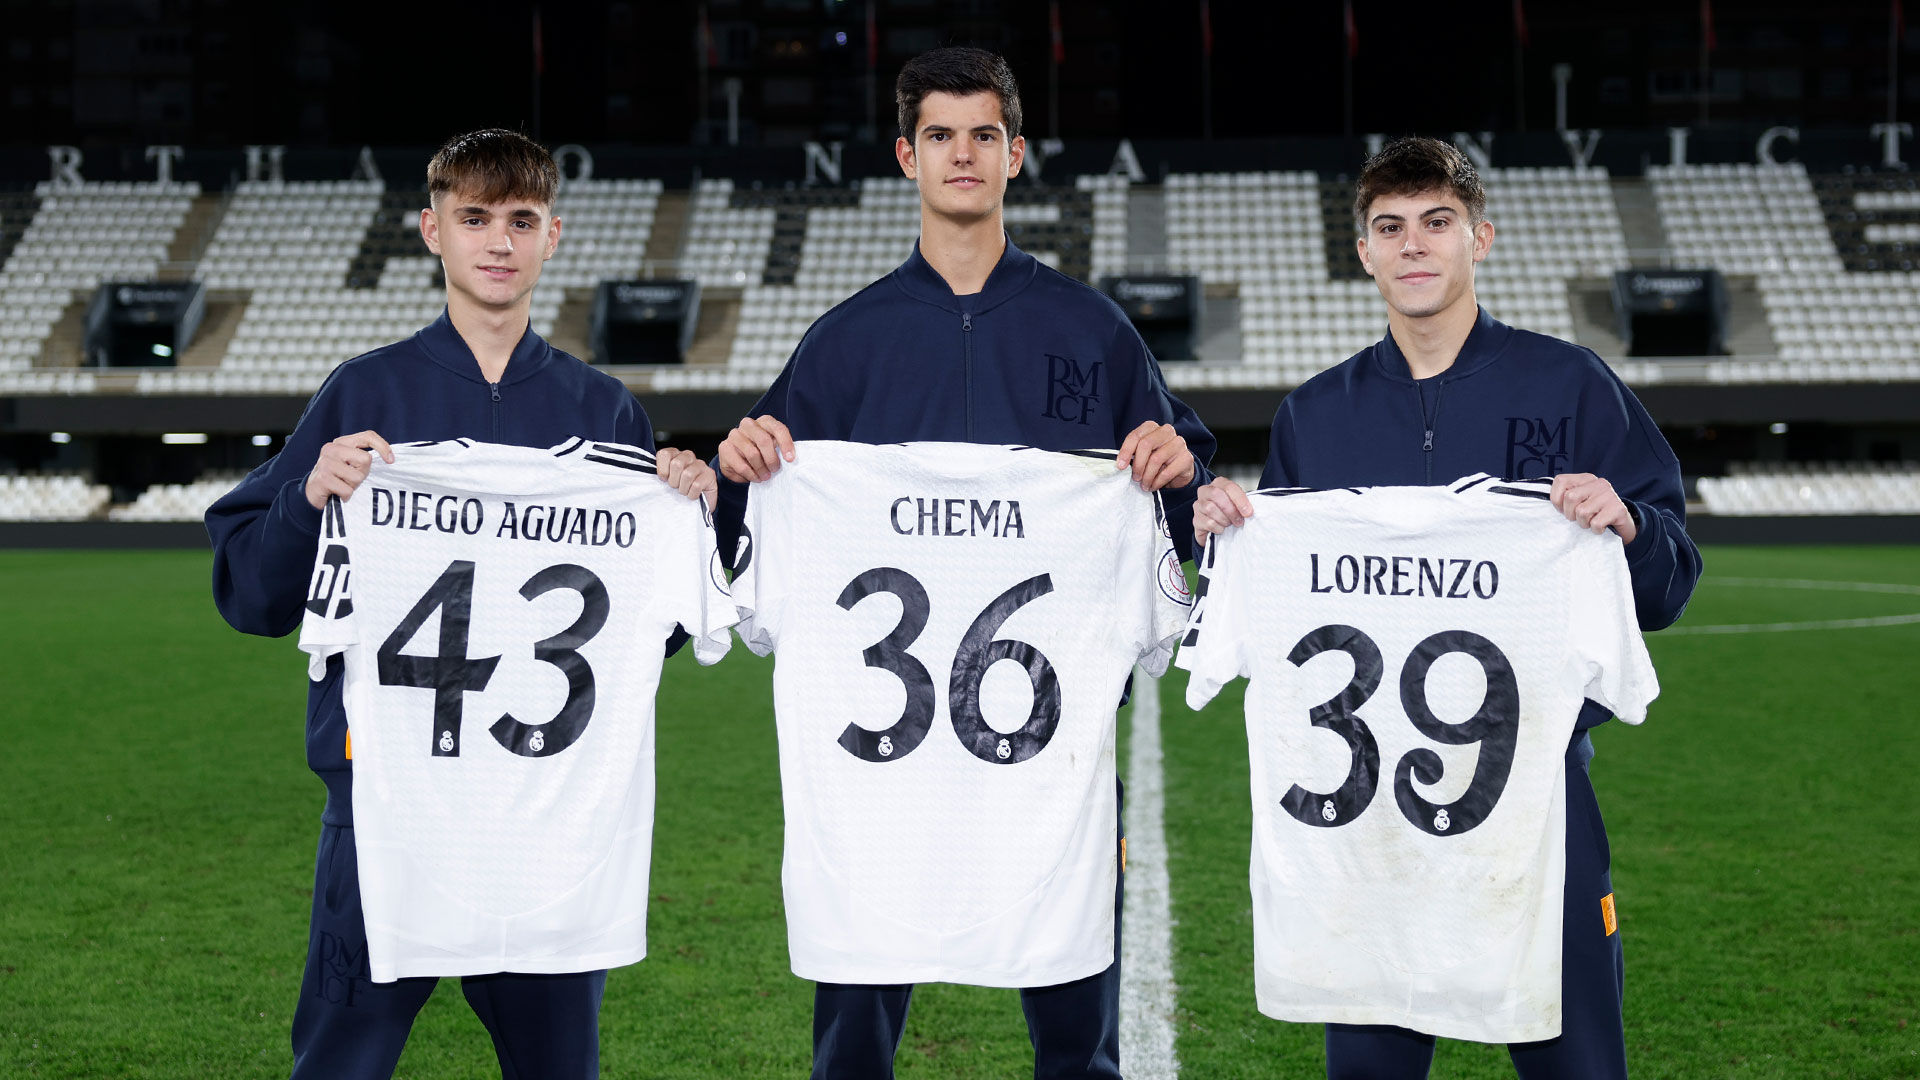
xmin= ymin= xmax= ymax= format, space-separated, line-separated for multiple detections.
xmin=1661 ymin=612 xmax=1920 ymax=635
xmin=1121 ymin=666 xmax=1180 ymax=1080
xmin=1664 ymin=576 xmax=1920 ymax=635
xmin=1700 ymin=576 xmax=1920 ymax=596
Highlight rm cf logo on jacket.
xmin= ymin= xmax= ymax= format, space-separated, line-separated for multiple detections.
xmin=1042 ymin=354 xmax=1103 ymax=425
xmin=1505 ymin=416 xmax=1571 ymax=477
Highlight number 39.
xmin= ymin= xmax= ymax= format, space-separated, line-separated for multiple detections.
xmin=1281 ymin=625 xmax=1520 ymax=837
xmin=834 ymin=567 xmax=1061 ymax=766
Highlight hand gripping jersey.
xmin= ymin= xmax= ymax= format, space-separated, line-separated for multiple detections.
xmin=1176 ymin=476 xmax=1658 ymax=1043
xmin=733 ymin=441 xmax=1192 ymax=987
xmin=298 ymin=438 xmax=734 ymax=982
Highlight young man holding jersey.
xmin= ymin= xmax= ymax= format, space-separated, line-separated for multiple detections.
xmin=1191 ymin=136 xmax=1701 ymax=1079
xmin=716 ymin=46 xmax=1214 ymax=1080
xmin=206 ymin=128 xmax=712 ymax=1080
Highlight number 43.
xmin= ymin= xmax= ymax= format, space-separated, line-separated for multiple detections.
xmin=376 ymin=560 xmax=609 ymax=760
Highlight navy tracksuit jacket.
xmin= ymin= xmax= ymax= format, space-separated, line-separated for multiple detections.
xmin=716 ymin=239 xmax=1216 ymax=562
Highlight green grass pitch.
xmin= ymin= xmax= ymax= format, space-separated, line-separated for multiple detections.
xmin=2 ymin=546 xmax=1916 ymax=1078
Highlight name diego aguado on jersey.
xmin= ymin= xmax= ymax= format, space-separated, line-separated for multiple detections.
xmin=352 ymin=484 xmax=647 ymax=548
xmin=1177 ymin=476 xmax=1658 ymax=1045
xmin=298 ymin=438 xmax=735 ymax=983
xmin=732 ymin=441 xmax=1191 ymax=989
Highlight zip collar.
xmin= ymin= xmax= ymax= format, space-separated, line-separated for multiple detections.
xmin=1371 ymin=306 xmax=1513 ymax=384
xmin=890 ymin=235 xmax=1038 ymax=315
xmin=413 ymin=308 xmax=555 ymax=386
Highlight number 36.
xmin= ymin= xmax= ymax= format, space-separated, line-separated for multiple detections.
xmin=835 ymin=567 xmax=1060 ymax=766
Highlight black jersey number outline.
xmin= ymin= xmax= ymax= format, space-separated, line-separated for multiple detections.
xmin=376 ymin=560 xmax=608 ymax=759
xmin=1281 ymin=624 xmax=1519 ymax=836
xmin=835 ymin=567 xmax=1059 ymax=765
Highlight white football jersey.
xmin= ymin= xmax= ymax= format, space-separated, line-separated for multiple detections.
xmin=298 ymin=438 xmax=734 ymax=983
xmin=733 ymin=441 xmax=1192 ymax=987
xmin=1177 ymin=475 xmax=1658 ymax=1043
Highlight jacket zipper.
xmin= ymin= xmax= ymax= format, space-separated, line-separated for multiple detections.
xmin=490 ymin=381 xmax=502 ymax=441
xmin=1415 ymin=380 xmax=1445 ymax=483
xmin=961 ymin=311 xmax=974 ymax=439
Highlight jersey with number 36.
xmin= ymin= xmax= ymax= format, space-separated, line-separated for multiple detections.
xmin=1177 ymin=475 xmax=1658 ymax=1043
xmin=298 ymin=438 xmax=734 ymax=983
xmin=734 ymin=441 xmax=1191 ymax=988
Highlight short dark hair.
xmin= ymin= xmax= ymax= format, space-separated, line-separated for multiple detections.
xmin=426 ymin=128 xmax=559 ymax=209
xmin=895 ymin=46 xmax=1022 ymax=142
xmin=1353 ymin=136 xmax=1486 ymax=235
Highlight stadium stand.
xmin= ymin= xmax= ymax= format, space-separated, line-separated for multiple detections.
xmin=0 ymin=473 xmax=113 ymax=521
xmin=0 ymin=162 xmax=1913 ymax=533
xmin=708 ymin=176 xmax=1086 ymax=377
xmin=1811 ymin=168 xmax=1920 ymax=273
xmin=1648 ymin=162 xmax=1842 ymax=276
xmin=182 ymin=179 xmax=571 ymax=393
xmin=107 ymin=472 xmax=247 ymax=522
xmin=1159 ymin=166 xmax=1611 ymax=387
xmin=1696 ymin=462 xmax=1920 ymax=515
xmin=1083 ymin=173 xmax=1130 ymax=283
xmin=682 ymin=178 xmax=777 ymax=288
xmin=5 ymin=181 xmax=197 ymax=289
xmin=545 ymin=178 xmax=663 ymax=289
xmin=1757 ymin=270 xmax=1920 ymax=377
xmin=196 ymin=180 xmax=382 ymax=292
xmin=0 ymin=182 xmax=199 ymax=373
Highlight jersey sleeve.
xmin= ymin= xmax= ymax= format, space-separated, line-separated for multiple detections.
xmin=656 ymin=493 xmax=737 ymax=666
xmin=1130 ymin=490 xmax=1195 ymax=678
xmin=207 ymin=367 xmax=351 ymax=638
xmin=1174 ymin=525 xmax=1250 ymax=710
xmin=1567 ymin=533 xmax=1661 ymax=724
xmin=728 ymin=477 xmax=781 ymax=656
xmin=296 ymin=496 xmax=358 ymax=681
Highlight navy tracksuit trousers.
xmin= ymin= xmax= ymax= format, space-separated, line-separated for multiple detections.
xmin=288 ymin=824 xmax=607 ymax=1080
xmin=1325 ymin=739 xmax=1628 ymax=1080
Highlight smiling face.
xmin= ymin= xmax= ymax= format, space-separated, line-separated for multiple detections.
xmin=1356 ymin=187 xmax=1494 ymax=323
xmin=419 ymin=191 xmax=560 ymax=315
xmin=895 ymin=90 xmax=1024 ymax=227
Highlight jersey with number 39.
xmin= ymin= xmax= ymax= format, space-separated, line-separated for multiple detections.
xmin=734 ymin=441 xmax=1191 ymax=987
xmin=298 ymin=438 xmax=734 ymax=983
xmin=1176 ymin=476 xmax=1658 ymax=1043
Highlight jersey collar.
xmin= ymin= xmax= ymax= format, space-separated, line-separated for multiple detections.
xmin=891 ymin=235 xmax=1038 ymax=315
xmin=1372 ymin=306 xmax=1514 ymax=384
xmin=415 ymin=308 xmax=556 ymax=386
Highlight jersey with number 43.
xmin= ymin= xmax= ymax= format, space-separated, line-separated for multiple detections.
xmin=1176 ymin=475 xmax=1658 ymax=1043
xmin=734 ymin=441 xmax=1191 ymax=987
xmin=298 ymin=438 xmax=734 ymax=983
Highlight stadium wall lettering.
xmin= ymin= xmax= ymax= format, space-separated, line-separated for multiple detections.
xmin=5 ymin=124 xmax=1914 ymax=189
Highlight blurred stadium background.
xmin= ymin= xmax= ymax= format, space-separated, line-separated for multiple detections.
xmin=0 ymin=0 xmax=1916 ymax=540
xmin=2 ymin=2 xmax=1918 ymax=1078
